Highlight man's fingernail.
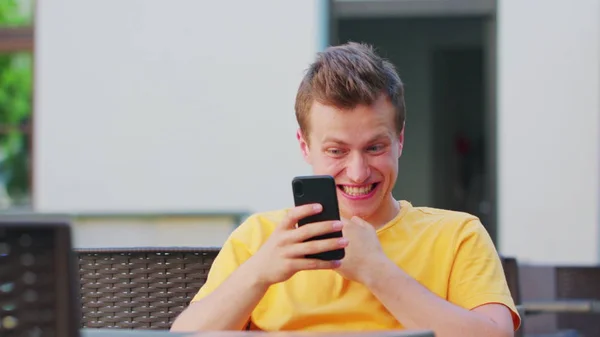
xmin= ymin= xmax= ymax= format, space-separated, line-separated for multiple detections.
xmin=338 ymin=238 xmax=349 ymax=245
xmin=332 ymin=221 xmax=343 ymax=229
xmin=332 ymin=260 xmax=341 ymax=267
xmin=313 ymin=204 xmax=322 ymax=211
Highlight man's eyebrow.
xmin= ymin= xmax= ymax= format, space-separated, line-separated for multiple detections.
xmin=322 ymin=133 xmax=391 ymax=145
xmin=367 ymin=132 xmax=391 ymax=143
xmin=322 ymin=136 xmax=348 ymax=145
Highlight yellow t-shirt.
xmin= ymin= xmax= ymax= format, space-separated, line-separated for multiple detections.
xmin=191 ymin=200 xmax=521 ymax=331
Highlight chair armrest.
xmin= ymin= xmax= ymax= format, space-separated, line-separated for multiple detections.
xmin=518 ymin=299 xmax=600 ymax=315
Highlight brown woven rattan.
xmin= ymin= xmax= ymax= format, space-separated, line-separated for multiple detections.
xmin=555 ymin=266 xmax=600 ymax=337
xmin=501 ymin=256 xmax=521 ymax=306
xmin=76 ymin=247 xmax=220 ymax=330
xmin=501 ymin=256 xmax=524 ymax=337
xmin=75 ymin=248 xmax=522 ymax=331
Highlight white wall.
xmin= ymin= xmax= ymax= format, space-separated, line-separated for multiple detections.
xmin=497 ymin=0 xmax=600 ymax=264
xmin=71 ymin=215 xmax=237 ymax=248
xmin=34 ymin=0 xmax=326 ymax=214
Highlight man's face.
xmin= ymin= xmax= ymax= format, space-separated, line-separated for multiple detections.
xmin=297 ymin=94 xmax=404 ymax=222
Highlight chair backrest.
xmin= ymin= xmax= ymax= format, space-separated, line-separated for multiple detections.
xmin=555 ymin=266 xmax=600 ymax=337
xmin=76 ymin=251 xmax=528 ymax=331
xmin=501 ymin=256 xmax=524 ymax=337
xmin=501 ymin=256 xmax=522 ymax=305
xmin=76 ymin=247 xmax=220 ymax=330
xmin=0 ymin=220 xmax=81 ymax=337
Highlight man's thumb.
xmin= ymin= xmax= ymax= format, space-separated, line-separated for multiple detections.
xmin=350 ymin=216 xmax=368 ymax=226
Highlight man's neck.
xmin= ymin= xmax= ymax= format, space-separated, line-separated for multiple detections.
xmin=365 ymin=195 xmax=401 ymax=229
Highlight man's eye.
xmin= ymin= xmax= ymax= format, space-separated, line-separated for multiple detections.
xmin=327 ymin=148 xmax=344 ymax=156
xmin=367 ymin=145 xmax=384 ymax=153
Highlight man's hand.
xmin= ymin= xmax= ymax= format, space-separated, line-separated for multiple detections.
xmin=246 ymin=203 xmax=349 ymax=287
xmin=336 ymin=217 xmax=515 ymax=337
xmin=335 ymin=216 xmax=388 ymax=284
xmin=171 ymin=203 xmax=347 ymax=332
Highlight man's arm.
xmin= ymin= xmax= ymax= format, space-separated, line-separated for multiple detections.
xmin=170 ymin=204 xmax=347 ymax=332
xmin=170 ymin=258 xmax=268 ymax=331
xmin=336 ymin=216 xmax=518 ymax=337
xmin=363 ymin=258 xmax=514 ymax=337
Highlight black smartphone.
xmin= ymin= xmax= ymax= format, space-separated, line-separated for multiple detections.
xmin=292 ymin=175 xmax=345 ymax=261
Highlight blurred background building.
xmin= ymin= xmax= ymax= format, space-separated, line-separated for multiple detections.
xmin=0 ymin=0 xmax=598 ymax=266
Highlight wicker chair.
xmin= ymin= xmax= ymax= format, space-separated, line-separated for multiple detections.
xmin=555 ymin=266 xmax=600 ymax=337
xmin=76 ymin=247 xmax=220 ymax=330
xmin=0 ymin=220 xmax=81 ymax=337
xmin=506 ymin=260 xmax=599 ymax=337
xmin=76 ymin=250 xmax=524 ymax=331
xmin=501 ymin=256 xmax=525 ymax=337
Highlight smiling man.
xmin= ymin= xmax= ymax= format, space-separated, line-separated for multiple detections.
xmin=171 ymin=42 xmax=520 ymax=337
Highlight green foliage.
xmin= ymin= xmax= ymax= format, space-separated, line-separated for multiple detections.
xmin=0 ymin=0 xmax=33 ymax=26
xmin=0 ymin=54 xmax=31 ymax=126
xmin=0 ymin=53 xmax=31 ymax=201
xmin=0 ymin=0 xmax=34 ymax=206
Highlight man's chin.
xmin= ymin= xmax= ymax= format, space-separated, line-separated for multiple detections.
xmin=340 ymin=206 xmax=375 ymax=222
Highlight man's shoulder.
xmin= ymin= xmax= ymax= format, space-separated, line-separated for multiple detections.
xmin=395 ymin=202 xmax=496 ymax=258
xmin=407 ymin=203 xmax=478 ymax=222
xmin=399 ymin=201 xmax=485 ymax=236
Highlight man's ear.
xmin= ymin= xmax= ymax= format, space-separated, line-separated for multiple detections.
xmin=297 ymin=129 xmax=311 ymax=164
xmin=397 ymin=125 xmax=405 ymax=158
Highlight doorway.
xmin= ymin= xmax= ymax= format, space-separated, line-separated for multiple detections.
xmin=431 ymin=47 xmax=492 ymax=237
xmin=336 ymin=15 xmax=497 ymax=241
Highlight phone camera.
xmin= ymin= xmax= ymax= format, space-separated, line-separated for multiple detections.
xmin=292 ymin=180 xmax=304 ymax=197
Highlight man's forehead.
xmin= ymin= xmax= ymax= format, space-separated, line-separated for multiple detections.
xmin=306 ymin=97 xmax=397 ymax=141
xmin=309 ymin=97 xmax=395 ymax=123
xmin=308 ymin=107 xmax=395 ymax=132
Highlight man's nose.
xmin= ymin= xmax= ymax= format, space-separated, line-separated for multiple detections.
xmin=346 ymin=153 xmax=371 ymax=183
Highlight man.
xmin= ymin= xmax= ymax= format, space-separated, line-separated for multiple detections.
xmin=171 ymin=42 xmax=520 ymax=336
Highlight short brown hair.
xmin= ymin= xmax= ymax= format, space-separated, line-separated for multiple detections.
xmin=294 ymin=42 xmax=405 ymax=138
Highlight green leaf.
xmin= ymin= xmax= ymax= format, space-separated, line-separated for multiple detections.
xmin=0 ymin=0 xmax=34 ymax=27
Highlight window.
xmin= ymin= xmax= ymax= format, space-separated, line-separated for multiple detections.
xmin=0 ymin=0 xmax=34 ymax=209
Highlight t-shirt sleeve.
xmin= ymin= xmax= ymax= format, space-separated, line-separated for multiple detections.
xmin=190 ymin=232 xmax=253 ymax=303
xmin=447 ymin=219 xmax=522 ymax=331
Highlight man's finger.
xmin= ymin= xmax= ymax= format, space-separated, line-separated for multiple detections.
xmin=292 ymin=220 xmax=343 ymax=242
xmin=289 ymin=258 xmax=341 ymax=272
xmin=279 ymin=204 xmax=322 ymax=230
xmin=285 ymin=237 xmax=347 ymax=258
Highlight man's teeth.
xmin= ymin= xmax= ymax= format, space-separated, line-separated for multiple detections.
xmin=342 ymin=184 xmax=374 ymax=196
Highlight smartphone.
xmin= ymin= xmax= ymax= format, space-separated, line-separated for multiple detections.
xmin=292 ymin=175 xmax=345 ymax=261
